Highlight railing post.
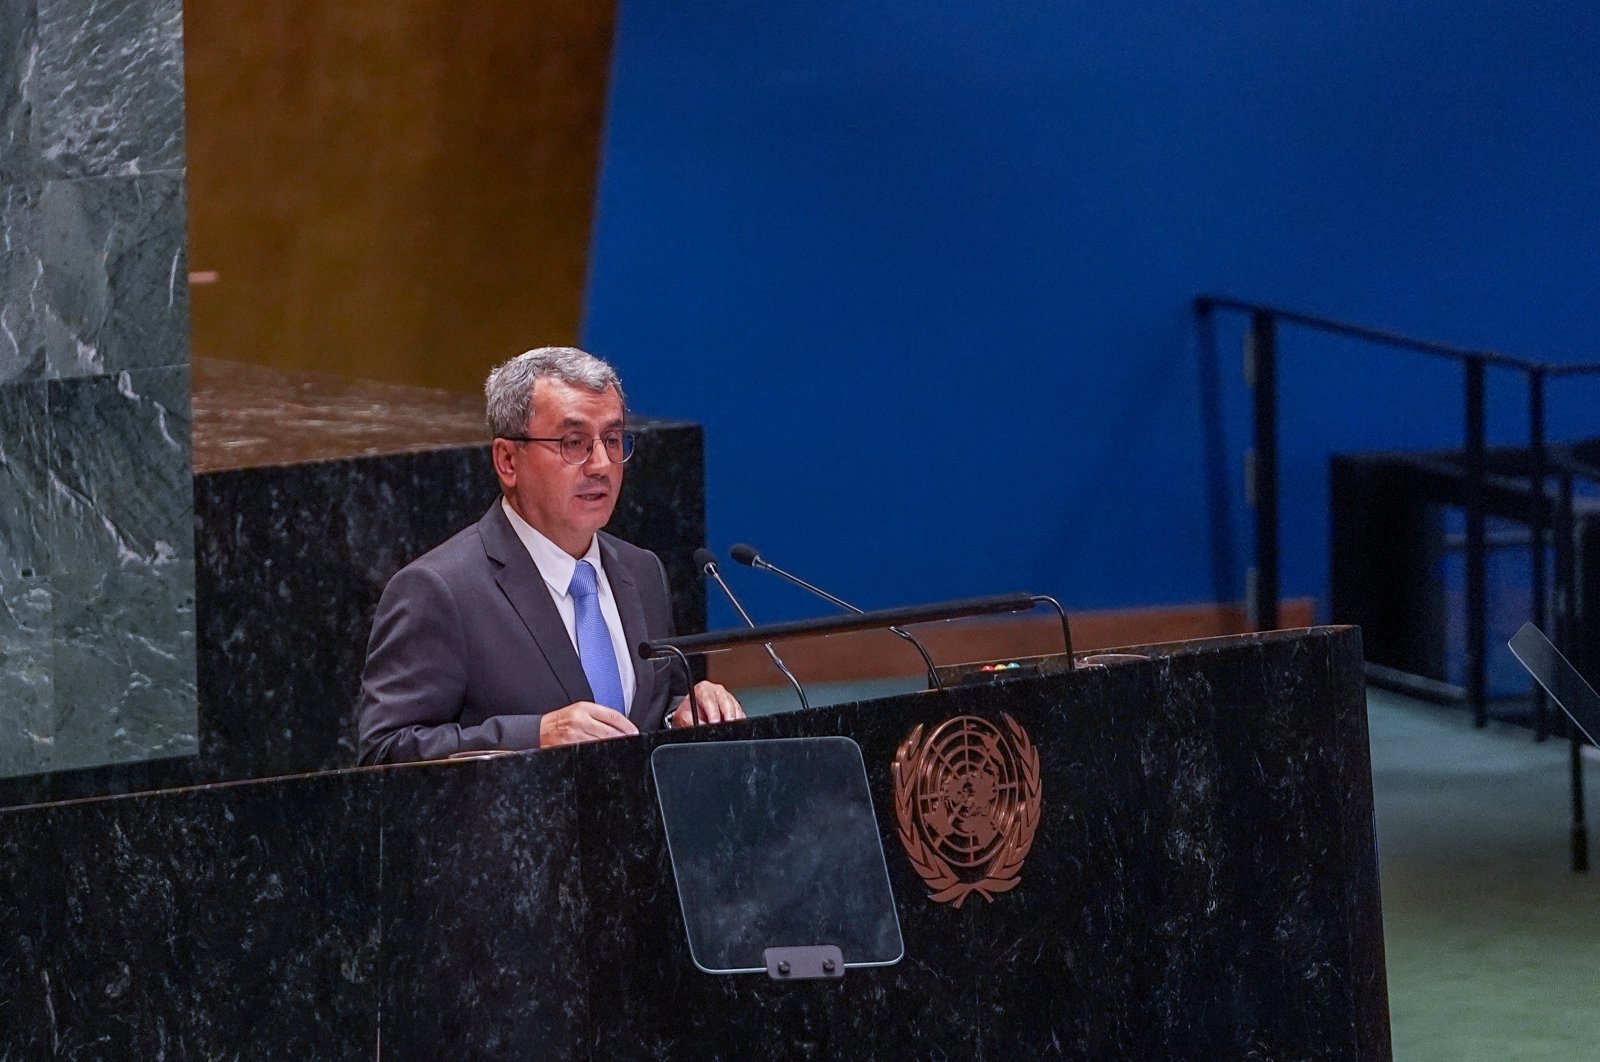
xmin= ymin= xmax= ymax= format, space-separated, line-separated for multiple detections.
xmin=1557 ymin=469 xmax=1589 ymax=871
xmin=1465 ymin=359 xmax=1487 ymax=728
xmin=1246 ymin=311 xmax=1279 ymax=631
xmin=1528 ymin=369 xmax=1549 ymax=739
xmin=1195 ymin=298 xmax=1238 ymax=608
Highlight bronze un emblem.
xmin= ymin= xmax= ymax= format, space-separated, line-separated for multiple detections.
xmin=892 ymin=713 xmax=1042 ymax=907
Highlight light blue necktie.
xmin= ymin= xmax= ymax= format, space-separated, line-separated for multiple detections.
xmin=569 ymin=560 xmax=626 ymax=716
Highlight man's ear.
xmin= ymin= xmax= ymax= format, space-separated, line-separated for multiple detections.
xmin=491 ymin=438 xmax=518 ymax=491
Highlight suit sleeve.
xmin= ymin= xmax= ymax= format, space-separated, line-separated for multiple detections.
xmin=356 ymin=564 xmax=544 ymax=765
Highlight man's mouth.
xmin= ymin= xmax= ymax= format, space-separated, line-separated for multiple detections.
xmin=576 ymin=489 xmax=609 ymax=503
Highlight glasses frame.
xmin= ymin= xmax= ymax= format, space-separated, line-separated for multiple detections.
xmin=499 ymin=429 xmax=637 ymax=465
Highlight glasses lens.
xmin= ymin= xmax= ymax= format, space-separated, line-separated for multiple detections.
xmin=608 ymin=431 xmax=636 ymax=463
xmin=556 ymin=432 xmax=634 ymax=464
xmin=560 ymin=432 xmax=590 ymax=464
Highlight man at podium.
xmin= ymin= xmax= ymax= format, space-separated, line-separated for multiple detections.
xmin=356 ymin=347 xmax=744 ymax=765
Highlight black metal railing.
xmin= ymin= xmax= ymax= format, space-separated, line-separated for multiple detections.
xmin=1195 ymin=295 xmax=1600 ymax=869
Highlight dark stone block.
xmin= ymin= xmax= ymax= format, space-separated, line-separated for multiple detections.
xmin=0 ymin=772 xmax=68 ymax=1059
xmin=0 ymin=770 xmax=382 ymax=1056
xmin=194 ymin=448 xmax=497 ymax=780
xmin=378 ymin=753 xmax=586 ymax=1059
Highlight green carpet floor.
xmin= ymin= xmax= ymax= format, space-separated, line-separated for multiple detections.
xmin=739 ymin=679 xmax=1600 ymax=1056
xmin=1371 ymin=689 xmax=1600 ymax=1060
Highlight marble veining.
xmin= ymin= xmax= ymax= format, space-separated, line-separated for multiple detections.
xmin=0 ymin=184 xmax=50 ymax=383
xmin=0 ymin=369 xmax=197 ymax=781
xmin=0 ymin=380 xmax=50 ymax=575
xmin=0 ymin=0 xmax=196 ymax=784
xmin=1 ymin=176 xmax=187 ymax=383
xmin=32 ymin=0 xmax=186 ymax=180
xmin=380 ymin=752 xmax=587 ymax=1057
xmin=49 ymin=556 xmax=197 ymax=769
xmin=0 ymin=769 xmax=382 ymax=1058
xmin=0 ymin=574 xmax=51 ymax=778
xmin=0 ymin=0 xmax=39 ymax=187
xmin=48 ymin=366 xmax=193 ymax=571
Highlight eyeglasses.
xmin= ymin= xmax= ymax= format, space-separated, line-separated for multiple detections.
xmin=500 ymin=430 xmax=636 ymax=465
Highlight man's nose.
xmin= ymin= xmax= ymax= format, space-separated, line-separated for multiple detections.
xmin=583 ymin=439 xmax=614 ymax=471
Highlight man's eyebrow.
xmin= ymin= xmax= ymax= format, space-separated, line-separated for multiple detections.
xmin=558 ymin=415 xmax=626 ymax=430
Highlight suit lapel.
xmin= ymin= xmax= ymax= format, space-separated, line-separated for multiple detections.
xmin=479 ymin=504 xmax=592 ymax=705
xmin=600 ymin=533 xmax=657 ymax=720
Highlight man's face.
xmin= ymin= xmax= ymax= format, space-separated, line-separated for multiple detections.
xmin=494 ymin=378 xmax=626 ymax=558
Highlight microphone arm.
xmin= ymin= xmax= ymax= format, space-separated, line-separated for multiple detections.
xmin=694 ymin=549 xmax=810 ymax=711
xmin=729 ymin=544 xmax=944 ymax=692
xmin=660 ymin=643 xmax=703 ymax=727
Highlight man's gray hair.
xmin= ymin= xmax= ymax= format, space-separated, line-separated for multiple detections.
xmin=484 ymin=346 xmax=626 ymax=438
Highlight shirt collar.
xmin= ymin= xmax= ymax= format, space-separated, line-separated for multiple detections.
xmin=500 ymin=498 xmax=603 ymax=599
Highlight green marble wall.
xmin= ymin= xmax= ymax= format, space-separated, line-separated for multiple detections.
xmin=0 ymin=0 xmax=196 ymax=777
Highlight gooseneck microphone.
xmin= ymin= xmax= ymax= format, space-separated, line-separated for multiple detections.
xmin=694 ymin=548 xmax=810 ymax=711
xmin=728 ymin=544 xmax=943 ymax=691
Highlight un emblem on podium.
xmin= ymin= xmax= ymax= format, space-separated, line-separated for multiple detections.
xmin=892 ymin=714 xmax=1042 ymax=908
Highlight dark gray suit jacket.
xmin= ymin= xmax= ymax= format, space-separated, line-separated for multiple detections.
xmin=356 ymin=503 xmax=684 ymax=765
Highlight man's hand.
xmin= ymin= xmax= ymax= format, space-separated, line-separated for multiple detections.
xmin=540 ymin=702 xmax=639 ymax=747
xmin=671 ymin=681 xmax=747 ymax=728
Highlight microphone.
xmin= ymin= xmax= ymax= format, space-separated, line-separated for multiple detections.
xmin=694 ymin=548 xmax=809 ymax=711
xmin=728 ymin=544 xmax=943 ymax=691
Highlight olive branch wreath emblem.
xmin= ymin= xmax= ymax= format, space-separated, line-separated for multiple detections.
xmin=891 ymin=713 xmax=1042 ymax=908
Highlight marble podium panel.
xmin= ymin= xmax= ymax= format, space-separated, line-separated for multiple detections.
xmin=0 ymin=627 xmax=1391 ymax=1059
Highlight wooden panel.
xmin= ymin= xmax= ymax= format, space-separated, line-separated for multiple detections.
xmin=708 ymin=599 xmax=1321 ymax=688
xmin=183 ymin=0 xmax=616 ymax=392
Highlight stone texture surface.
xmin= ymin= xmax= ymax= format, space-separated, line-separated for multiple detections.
xmin=37 ymin=175 xmax=189 ymax=379
xmin=0 ymin=0 xmax=38 ymax=187
xmin=0 ymin=184 xmax=50 ymax=382
xmin=0 ymin=366 xmax=196 ymax=781
xmin=32 ymin=0 xmax=186 ymax=180
xmin=48 ymin=366 xmax=193 ymax=571
xmin=0 ymin=770 xmax=381 ymax=1059
xmin=0 ymin=628 xmax=1392 ymax=1059
xmin=381 ymin=752 xmax=587 ymax=1058
xmin=0 ymin=381 xmax=50 ymax=576
xmin=0 ymin=576 xmax=50 ymax=778
xmin=0 ymin=0 xmax=195 ymax=782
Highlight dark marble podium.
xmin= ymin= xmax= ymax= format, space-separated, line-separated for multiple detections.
xmin=0 ymin=626 xmax=1390 ymax=1060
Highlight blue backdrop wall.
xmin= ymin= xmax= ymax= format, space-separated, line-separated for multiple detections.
xmin=583 ymin=0 xmax=1600 ymax=628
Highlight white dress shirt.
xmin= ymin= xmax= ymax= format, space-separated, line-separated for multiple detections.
xmin=500 ymin=499 xmax=638 ymax=714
